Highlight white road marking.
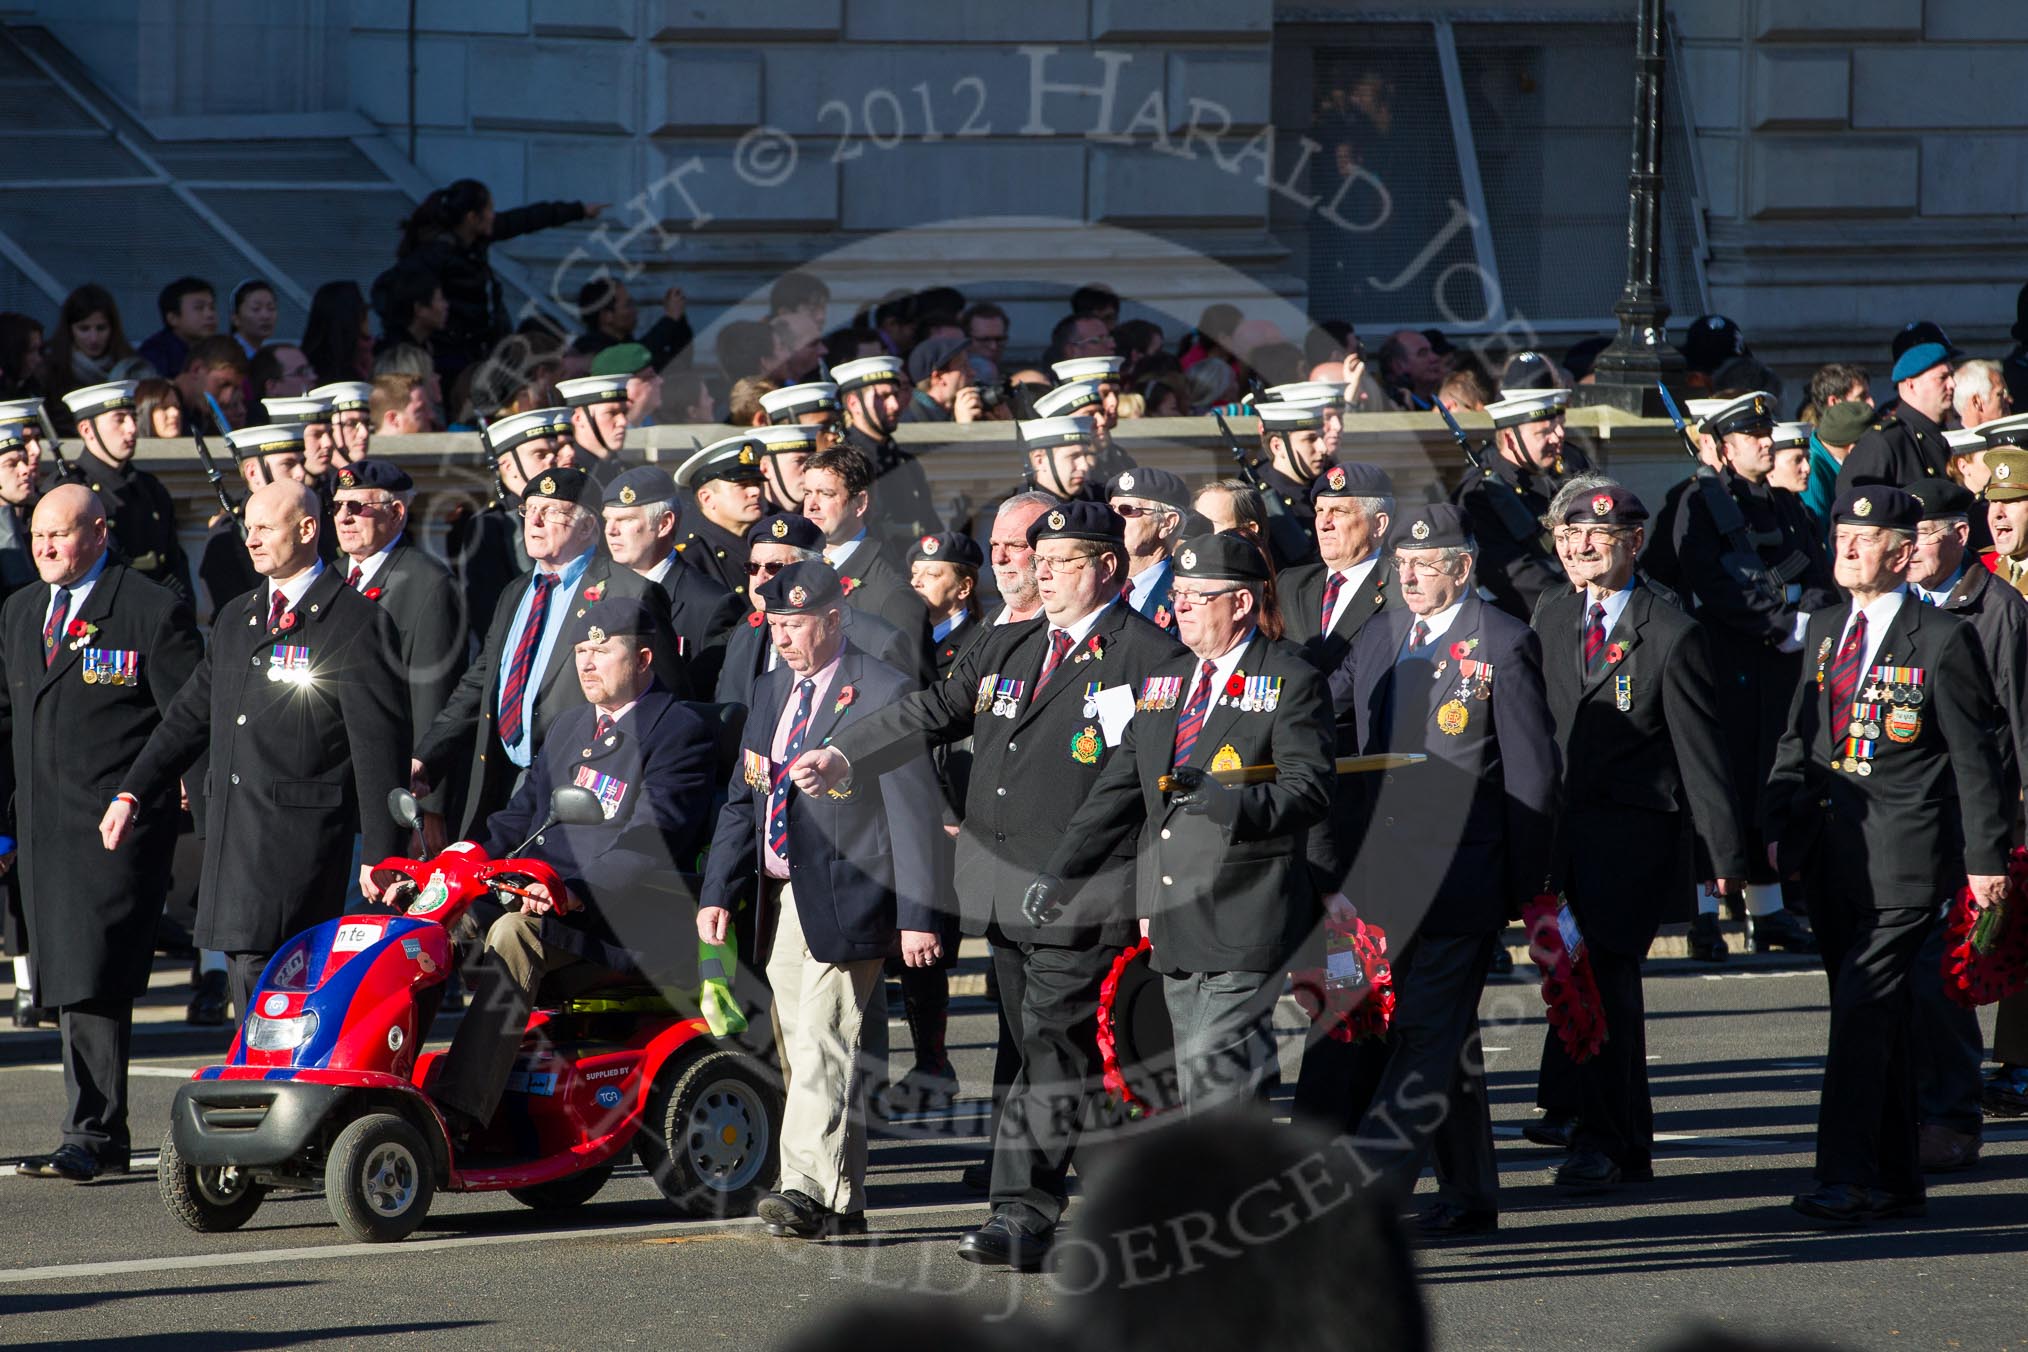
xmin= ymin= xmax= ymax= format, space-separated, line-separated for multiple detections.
xmin=1696 ymin=969 xmax=1827 ymax=981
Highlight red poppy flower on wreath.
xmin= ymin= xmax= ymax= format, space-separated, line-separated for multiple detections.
xmin=833 ymin=684 xmax=857 ymax=714
xmin=747 ymin=611 xmax=765 ymax=628
xmin=1224 ymin=673 xmax=1246 ymax=698
xmin=363 ymin=586 xmax=384 ymax=602
xmin=1605 ymin=642 xmax=1626 ymax=665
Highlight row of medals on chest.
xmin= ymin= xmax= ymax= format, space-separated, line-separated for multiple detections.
xmin=1840 ymin=676 xmax=1926 ymax=776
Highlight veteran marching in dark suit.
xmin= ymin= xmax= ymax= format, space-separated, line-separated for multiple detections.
xmin=1529 ymin=481 xmax=1749 ymax=1193
xmin=449 ymin=408 xmax=570 ymax=640
xmin=1280 ymin=462 xmax=1397 ymax=675
xmin=1295 ymin=502 xmax=1558 ymax=1238
xmin=1764 ymin=484 xmax=2014 ymax=1228
xmin=432 ymin=597 xmax=720 ymax=1137
xmin=332 ymin=459 xmax=469 ymax=833
xmin=791 ymin=499 xmax=1185 ymax=1270
xmin=5 ymin=487 xmax=203 ymax=1181
xmin=102 ymin=481 xmax=410 ymax=1020
xmin=700 ymin=561 xmax=943 ymax=1240
xmin=414 ymin=468 xmax=681 ymax=842
xmin=1036 ymin=533 xmax=1334 ymax=1110
xmin=601 ymin=465 xmax=744 ymax=701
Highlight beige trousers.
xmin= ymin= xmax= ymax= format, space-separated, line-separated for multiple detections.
xmin=764 ymin=882 xmax=885 ymax=1214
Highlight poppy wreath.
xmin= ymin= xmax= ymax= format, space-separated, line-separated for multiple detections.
xmin=1523 ymin=894 xmax=1607 ymax=1062
xmin=1288 ymin=913 xmax=1395 ymax=1045
xmin=1941 ymin=846 xmax=2028 ymax=1008
xmin=1095 ymin=937 xmax=1167 ymax=1120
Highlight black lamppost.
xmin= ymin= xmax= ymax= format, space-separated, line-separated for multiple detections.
xmin=1577 ymin=0 xmax=1685 ymax=415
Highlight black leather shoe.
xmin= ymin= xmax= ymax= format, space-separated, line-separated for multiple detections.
xmin=1488 ymin=946 xmax=1515 ymax=976
xmin=1984 ymin=1064 xmax=2028 ymax=1117
xmin=1522 ymin=1114 xmax=1575 ymax=1149
xmin=186 ymin=969 xmax=230 ymax=1026
xmin=956 ymin=1214 xmax=1053 ymax=1270
xmin=757 ymin=1189 xmax=867 ymax=1239
xmin=960 ymin=1161 xmax=993 ymax=1193
xmin=1688 ymin=913 xmax=1728 ymax=963
xmin=1751 ymin=908 xmax=1819 ymax=955
xmin=1553 ymin=1149 xmax=1622 ymax=1192
xmin=1792 ymin=1183 xmax=1873 ymax=1228
xmin=1868 ymin=1189 xmax=1927 ymax=1221
xmin=15 ymin=1144 xmax=108 ymax=1181
xmin=1413 ymin=1202 xmax=1498 ymax=1237
xmin=11 ymin=990 xmax=46 ymax=1029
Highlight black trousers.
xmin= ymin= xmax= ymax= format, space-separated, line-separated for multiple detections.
xmin=1559 ymin=947 xmax=1652 ymax=1170
xmin=986 ymin=937 xmax=1122 ymax=1232
xmin=1911 ymin=916 xmax=1985 ymax=1135
xmin=1805 ymin=897 xmax=1933 ymax=1195
xmin=1293 ymin=931 xmax=1500 ymax=1213
xmin=59 ymin=998 xmax=134 ymax=1160
xmin=225 ymin=951 xmax=273 ymax=1025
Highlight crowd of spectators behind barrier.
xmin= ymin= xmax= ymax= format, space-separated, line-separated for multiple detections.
xmin=7 ymin=177 xmax=2028 ymax=452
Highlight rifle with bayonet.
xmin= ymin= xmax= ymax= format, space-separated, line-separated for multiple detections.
xmin=1214 ymin=409 xmax=1292 ymax=523
xmin=195 ymin=392 xmax=242 ymax=532
xmin=1656 ymin=381 xmax=1787 ymax=610
xmin=1432 ymin=396 xmax=1544 ymax=547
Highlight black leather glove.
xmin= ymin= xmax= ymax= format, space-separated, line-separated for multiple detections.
xmin=1167 ymin=765 xmax=1223 ymax=816
xmin=1022 ymin=873 xmax=1066 ymax=928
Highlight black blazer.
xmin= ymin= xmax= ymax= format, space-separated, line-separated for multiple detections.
xmin=122 ymin=565 xmax=410 ymax=952
xmin=1279 ymin=558 xmax=1394 ymax=676
xmin=0 ymin=564 xmax=203 ymax=1005
xmin=1325 ymin=595 xmax=1559 ymax=937
xmin=1451 ymin=457 xmax=1565 ymax=620
xmin=646 ymin=555 xmax=743 ymax=702
xmin=1046 ymin=633 xmax=1334 ymax=974
xmin=712 ymin=606 xmax=919 ymax=708
xmin=830 ymin=601 xmax=1185 ymax=946
xmin=415 ymin=551 xmax=682 ymax=838
xmin=700 ymin=644 xmax=941 ymax=965
xmin=1534 ymin=583 xmax=1749 ymax=954
xmin=361 ymin=537 xmax=470 ymax=812
xmin=67 ymin=450 xmax=195 ymax=610
xmin=835 ymin=537 xmax=932 ymax=680
xmin=1764 ymin=594 xmax=2013 ymax=910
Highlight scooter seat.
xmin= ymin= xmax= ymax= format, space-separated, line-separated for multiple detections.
xmin=549 ymin=979 xmax=680 ymax=1016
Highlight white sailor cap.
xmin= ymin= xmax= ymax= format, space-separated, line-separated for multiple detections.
xmin=1033 ymin=378 xmax=1107 ymax=419
xmin=61 ymin=381 xmax=138 ymax=421
xmin=1261 ymin=380 xmax=1346 ymax=405
xmin=0 ymin=422 xmax=29 ymax=454
xmin=224 ymin=422 xmax=308 ymax=462
xmin=309 ymin=381 xmax=373 ymax=414
xmin=1255 ymin=400 xmax=1330 ymax=432
xmin=0 ymin=397 xmax=44 ymax=428
xmin=483 ymin=407 xmax=573 ymax=458
xmin=759 ymin=382 xmax=842 ymax=422
xmin=674 ymin=433 xmax=768 ymax=490
xmin=555 ymin=375 xmax=630 ymax=408
xmin=831 ymin=355 xmax=906 ymax=394
xmin=1684 ymin=397 xmax=1730 ymax=432
xmin=1771 ymin=421 xmax=1812 ymax=451
xmin=262 ymin=395 xmax=333 ymax=426
xmin=750 ymin=422 xmax=825 ymax=456
xmin=1484 ymin=388 xmax=1570 ymax=430
xmin=1018 ymin=415 xmax=1097 ymax=450
xmin=1945 ymin=428 xmax=1988 ymax=455
xmin=1703 ymin=390 xmax=1777 ymax=438
xmin=1973 ymin=412 xmax=2028 ymax=448
xmin=1051 ymin=356 xmax=1124 ymax=385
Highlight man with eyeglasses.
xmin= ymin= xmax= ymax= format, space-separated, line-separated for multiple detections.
xmin=712 ymin=513 xmax=915 ymax=706
xmin=448 ymin=408 xmax=569 ymax=645
xmin=414 ymin=467 xmax=680 ymax=840
xmin=963 ymin=304 xmax=1010 ymax=379
xmin=603 ymin=464 xmax=742 ymax=699
xmin=1104 ymin=468 xmax=1187 ymax=635
xmin=1293 ymin=502 xmax=1557 ymax=1241
xmin=311 ymin=382 xmax=374 ymax=466
xmin=672 ymin=433 xmax=767 ymax=601
xmin=1031 ymin=532 xmax=1333 ymax=1111
xmin=1279 ymin=462 xmax=1396 ymax=675
xmin=985 ymin=493 xmax=1054 ymax=626
xmin=1453 ymin=388 xmax=1580 ymax=621
xmin=1667 ymin=391 xmax=1837 ymax=961
xmin=1899 ymin=476 xmax=2028 ymax=1172
xmin=800 ymin=444 xmax=931 ymax=679
xmin=1526 ymin=480 xmax=1747 ymax=1195
xmin=789 ymin=500 xmax=1184 ymax=1271
xmin=1764 ymin=484 xmax=2011 ymax=1228
xmin=333 ymin=458 xmax=468 ymax=849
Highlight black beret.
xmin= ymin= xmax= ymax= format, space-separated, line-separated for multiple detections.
xmin=1173 ymin=532 xmax=1270 ymax=583
xmin=1558 ymin=482 xmax=1648 ymax=527
xmin=908 ymin=530 xmax=985 ymax=570
xmin=1901 ymin=478 xmax=1974 ymax=521
xmin=1106 ymin=466 xmax=1192 ymax=512
xmin=1831 ymin=483 xmax=1920 ymax=531
xmin=746 ymin=512 xmax=824 ymax=550
xmin=1393 ymin=502 xmax=1473 ymax=550
xmin=524 ymin=465 xmax=594 ymax=507
xmin=1026 ymin=499 xmax=1125 ymax=549
xmin=332 ymin=458 xmax=413 ymax=494
xmin=569 ymin=595 xmax=655 ymax=647
xmin=1312 ymin=461 xmax=1394 ymax=499
xmin=604 ymin=464 xmax=678 ymax=507
xmin=757 ymin=559 xmax=844 ymax=614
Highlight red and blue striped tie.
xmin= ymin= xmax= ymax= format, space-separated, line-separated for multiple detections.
xmin=1583 ymin=602 xmax=1606 ymax=676
xmin=1171 ymin=659 xmax=1218 ymax=767
xmin=1320 ymin=570 xmax=1344 ymax=632
xmin=496 ymin=572 xmax=559 ymax=748
xmin=767 ymin=679 xmax=817 ymax=856
xmin=1828 ymin=614 xmax=1867 ymax=742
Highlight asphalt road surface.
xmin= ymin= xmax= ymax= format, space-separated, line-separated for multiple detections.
xmin=1 ymin=956 xmax=2022 ymax=1352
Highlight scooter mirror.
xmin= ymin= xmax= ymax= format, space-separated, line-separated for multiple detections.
xmin=387 ymin=788 xmax=420 ymax=831
xmin=549 ymin=785 xmax=606 ymax=827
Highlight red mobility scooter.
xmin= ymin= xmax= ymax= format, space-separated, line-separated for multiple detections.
xmin=159 ymin=786 xmax=781 ymax=1242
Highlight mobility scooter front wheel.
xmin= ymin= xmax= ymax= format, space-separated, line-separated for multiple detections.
xmin=159 ymin=1128 xmax=267 ymax=1232
xmin=324 ymin=1112 xmax=436 ymax=1242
